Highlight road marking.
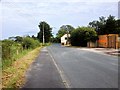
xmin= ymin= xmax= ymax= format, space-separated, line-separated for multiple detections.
xmin=47 ymin=49 xmax=71 ymax=88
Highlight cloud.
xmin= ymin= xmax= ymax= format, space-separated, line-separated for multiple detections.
xmin=2 ymin=0 xmax=119 ymax=3
xmin=0 ymin=2 xmax=2 ymax=39
xmin=2 ymin=0 xmax=118 ymax=39
xmin=2 ymin=1 xmax=118 ymax=18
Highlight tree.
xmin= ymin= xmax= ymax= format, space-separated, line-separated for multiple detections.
xmin=89 ymin=20 xmax=99 ymax=28
xmin=70 ymin=27 xmax=97 ymax=46
xmin=22 ymin=37 xmax=40 ymax=49
xmin=89 ymin=16 xmax=106 ymax=35
xmin=104 ymin=15 xmax=117 ymax=34
xmin=56 ymin=25 xmax=74 ymax=43
xmin=14 ymin=36 xmax=23 ymax=43
xmin=56 ymin=29 xmax=66 ymax=39
xmin=89 ymin=15 xmax=119 ymax=35
xmin=116 ymin=19 xmax=120 ymax=34
xmin=37 ymin=21 xmax=52 ymax=43
xmin=32 ymin=35 xmax=37 ymax=40
xmin=59 ymin=25 xmax=75 ymax=34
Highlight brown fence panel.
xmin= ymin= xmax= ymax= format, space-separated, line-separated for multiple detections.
xmin=98 ymin=34 xmax=119 ymax=49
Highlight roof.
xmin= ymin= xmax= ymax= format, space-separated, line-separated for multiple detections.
xmin=61 ymin=34 xmax=70 ymax=38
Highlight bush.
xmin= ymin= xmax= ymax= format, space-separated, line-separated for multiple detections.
xmin=2 ymin=36 xmax=40 ymax=68
xmin=70 ymin=27 xmax=97 ymax=46
xmin=2 ymin=40 xmax=23 ymax=60
xmin=22 ymin=37 xmax=40 ymax=49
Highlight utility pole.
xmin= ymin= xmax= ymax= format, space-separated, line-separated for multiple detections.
xmin=43 ymin=22 xmax=45 ymax=45
xmin=65 ymin=26 xmax=69 ymax=45
xmin=67 ymin=30 xmax=69 ymax=45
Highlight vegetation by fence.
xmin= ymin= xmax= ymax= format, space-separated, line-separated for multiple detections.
xmin=2 ymin=47 xmax=42 ymax=88
xmin=2 ymin=36 xmax=40 ymax=69
xmin=2 ymin=35 xmax=52 ymax=88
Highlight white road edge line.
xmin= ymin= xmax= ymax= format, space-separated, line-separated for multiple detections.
xmin=48 ymin=50 xmax=71 ymax=88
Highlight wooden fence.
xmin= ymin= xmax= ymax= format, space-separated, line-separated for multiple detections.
xmin=87 ymin=34 xmax=120 ymax=49
xmin=98 ymin=34 xmax=120 ymax=49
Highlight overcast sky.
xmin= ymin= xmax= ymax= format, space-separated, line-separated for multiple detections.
xmin=1 ymin=0 xmax=119 ymax=39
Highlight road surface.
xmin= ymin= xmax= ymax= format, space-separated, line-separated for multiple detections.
xmin=47 ymin=44 xmax=118 ymax=88
xmin=22 ymin=47 xmax=65 ymax=88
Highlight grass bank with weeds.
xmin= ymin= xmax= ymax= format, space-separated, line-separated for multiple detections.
xmin=2 ymin=49 xmax=32 ymax=70
xmin=2 ymin=46 xmax=42 ymax=88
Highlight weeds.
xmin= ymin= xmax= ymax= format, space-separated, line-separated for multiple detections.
xmin=2 ymin=47 xmax=41 ymax=88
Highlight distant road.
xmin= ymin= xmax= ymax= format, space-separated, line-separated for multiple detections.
xmin=47 ymin=44 xmax=118 ymax=88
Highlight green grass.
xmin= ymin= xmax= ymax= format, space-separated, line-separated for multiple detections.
xmin=2 ymin=49 xmax=32 ymax=70
xmin=2 ymin=47 xmax=42 ymax=88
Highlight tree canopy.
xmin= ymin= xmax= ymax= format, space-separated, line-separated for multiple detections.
xmin=70 ymin=27 xmax=97 ymax=46
xmin=37 ymin=21 xmax=52 ymax=43
xmin=89 ymin=15 xmax=120 ymax=35
xmin=56 ymin=25 xmax=74 ymax=42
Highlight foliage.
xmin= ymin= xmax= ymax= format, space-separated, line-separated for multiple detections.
xmin=9 ymin=36 xmax=23 ymax=43
xmin=37 ymin=21 xmax=53 ymax=43
xmin=2 ymin=40 xmax=22 ymax=60
xmin=2 ymin=36 xmax=40 ymax=68
xmin=89 ymin=15 xmax=120 ymax=35
xmin=116 ymin=19 xmax=120 ymax=34
xmin=56 ymin=25 xmax=74 ymax=43
xmin=14 ymin=36 xmax=24 ymax=43
xmin=105 ymin=15 xmax=118 ymax=34
xmin=32 ymin=35 xmax=38 ymax=40
xmin=56 ymin=29 xmax=66 ymax=39
xmin=2 ymin=47 xmax=41 ymax=88
xmin=70 ymin=27 xmax=97 ymax=46
xmin=22 ymin=37 xmax=40 ymax=49
xmin=51 ymin=37 xmax=60 ymax=43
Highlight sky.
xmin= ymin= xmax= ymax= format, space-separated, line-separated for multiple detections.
xmin=1 ymin=0 xmax=119 ymax=39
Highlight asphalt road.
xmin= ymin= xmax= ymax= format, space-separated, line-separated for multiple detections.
xmin=22 ymin=47 xmax=65 ymax=88
xmin=47 ymin=44 xmax=118 ymax=88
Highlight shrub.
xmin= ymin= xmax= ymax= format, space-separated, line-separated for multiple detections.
xmin=2 ymin=40 xmax=23 ymax=60
xmin=22 ymin=37 xmax=40 ymax=49
xmin=70 ymin=27 xmax=97 ymax=46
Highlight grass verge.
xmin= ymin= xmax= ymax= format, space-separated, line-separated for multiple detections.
xmin=2 ymin=46 xmax=42 ymax=88
xmin=2 ymin=49 xmax=32 ymax=69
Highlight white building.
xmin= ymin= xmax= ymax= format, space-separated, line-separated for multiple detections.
xmin=61 ymin=34 xmax=70 ymax=45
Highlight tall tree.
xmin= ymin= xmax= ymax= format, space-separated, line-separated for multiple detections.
xmin=116 ymin=19 xmax=120 ymax=34
xmin=37 ymin=21 xmax=52 ymax=43
xmin=89 ymin=20 xmax=99 ymax=29
xmin=89 ymin=15 xmax=119 ymax=35
xmin=89 ymin=16 xmax=106 ymax=35
xmin=104 ymin=15 xmax=117 ymax=34
xmin=59 ymin=25 xmax=75 ymax=33
xmin=56 ymin=25 xmax=74 ymax=42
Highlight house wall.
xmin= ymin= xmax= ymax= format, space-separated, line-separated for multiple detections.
xmin=61 ymin=34 xmax=70 ymax=45
xmin=61 ymin=36 xmax=67 ymax=45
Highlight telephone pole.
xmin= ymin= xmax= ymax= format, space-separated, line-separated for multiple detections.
xmin=65 ymin=26 xmax=69 ymax=45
